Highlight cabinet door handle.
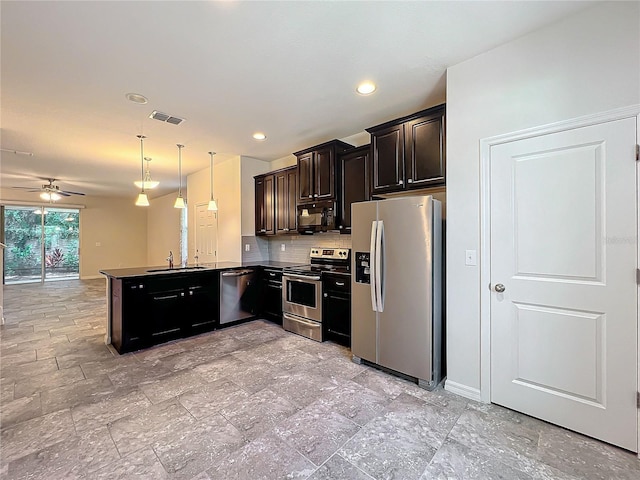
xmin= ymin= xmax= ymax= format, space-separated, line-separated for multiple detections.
xmin=324 ymin=293 xmax=328 ymax=297
xmin=398 ymin=180 xmax=404 ymax=185
xmin=407 ymin=179 xmax=413 ymax=184
xmin=308 ymin=195 xmax=313 ymax=198
xmin=153 ymin=294 xmax=179 ymax=301
xmin=335 ymin=281 xmax=345 ymax=286
xmin=314 ymin=194 xmax=318 ymax=197
xmin=339 ymin=225 xmax=343 ymax=229
xmin=269 ymin=273 xmax=276 ymax=277
xmin=260 ymin=229 xmax=266 ymax=232
xmin=283 ymin=228 xmax=289 ymax=232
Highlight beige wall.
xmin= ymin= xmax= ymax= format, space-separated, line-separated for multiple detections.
xmin=147 ymin=191 xmax=181 ymax=267
xmin=1 ymin=188 xmax=148 ymax=279
xmin=445 ymin=2 xmax=640 ymax=396
xmin=216 ymin=157 xmax=242 ymax=262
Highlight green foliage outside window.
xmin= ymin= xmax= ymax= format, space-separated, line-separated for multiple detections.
xmin=4 ymin=208 xmax=80 ymax=276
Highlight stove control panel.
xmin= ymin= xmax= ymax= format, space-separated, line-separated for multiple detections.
xmin=310 ymin=248 xmax=350 ymax=261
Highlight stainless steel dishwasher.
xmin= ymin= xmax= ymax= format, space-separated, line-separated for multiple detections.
xmin=219 ymin=269 xmax=256 ymax=325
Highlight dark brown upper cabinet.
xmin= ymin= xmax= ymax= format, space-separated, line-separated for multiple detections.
xmin=367 ymin=104 xmax=445 ymax=195
xmin=255 ymin=165 xmax=297 ymax=236
xmin=255 ymin=173 xmax=275 ymax=235
xmin=294 ymin=139 xmax=354 ymax=203
xmin=338 ymin=144 xmax=370 ymax=233
xmin=275 ymin=166 xmax=297 ymax=234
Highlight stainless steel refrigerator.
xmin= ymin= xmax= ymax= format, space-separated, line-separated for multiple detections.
xmin=351 ymin=195 xmax=443 ymax=390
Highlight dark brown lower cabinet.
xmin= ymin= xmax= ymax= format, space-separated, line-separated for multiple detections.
xmin=260 ymin=268 xmax=283 ymax=324
xmin=322 ymin=273 xmax=351 ymax=347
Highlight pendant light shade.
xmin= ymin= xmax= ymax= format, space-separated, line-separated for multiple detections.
xmin=207 ymin=151 xmax=218 ymax=211
xmin=134 ymin=157 xmax=159 ymax=189
xmin=135 ymin=135 xmax=149 ymax=207
xmin=135 ymin=193 xmax=150 ymax=206
xmin=174 ymin=144 xmax=186 ymax=209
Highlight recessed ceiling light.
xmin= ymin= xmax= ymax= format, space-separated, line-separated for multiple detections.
xmin=126 ymin=93 xmax=148 ymax=104
xmin=356 ymin=82 xmax=376 ymax=95
xmin=253 ymin=132 xmax=266 ymax=141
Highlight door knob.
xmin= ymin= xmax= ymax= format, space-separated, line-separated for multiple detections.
xmin=494 ymin=283 xmax=505 ymax=293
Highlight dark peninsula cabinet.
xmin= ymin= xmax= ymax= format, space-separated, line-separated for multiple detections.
xmin=367 ymin=104 xmax=445 ymax=195
xmin=108 ymin=272 xmax=219 ymax=354
xmin=294 ymin=139 xmax=354 ymax=203
xmin=338 ymin=144 xmax=370 ymax=233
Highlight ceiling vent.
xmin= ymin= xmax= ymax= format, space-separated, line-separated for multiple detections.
xmin=149 ymin=110 xmax=186 ymax=125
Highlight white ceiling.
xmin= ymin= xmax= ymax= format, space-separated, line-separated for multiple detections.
xmin=0 ymin=1 xmax=595 ymax=200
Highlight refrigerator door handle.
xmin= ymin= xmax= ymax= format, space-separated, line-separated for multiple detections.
xmin=370 ymin=220 xmax=378 ymax=312
xmin=375 ymin=219 xmax=385 ymax=312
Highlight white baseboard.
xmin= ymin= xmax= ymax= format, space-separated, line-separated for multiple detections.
xmin=444 ymin=380 xmax=483 ymax=403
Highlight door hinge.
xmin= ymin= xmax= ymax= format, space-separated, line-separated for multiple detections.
xmin=636 ymin=144 xmax=639 ymax=161
xmin=637 ymin=269 xmax=640 ymax=285
xmin=637 ymin=391 xmax=640 ymax=409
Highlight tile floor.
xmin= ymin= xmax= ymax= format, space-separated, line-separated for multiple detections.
xmin=1 ymin=279 xmax=640 ymax=479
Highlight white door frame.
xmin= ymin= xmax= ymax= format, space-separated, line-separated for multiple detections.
xmin=479 ymin=105 xmax=640 ymax=414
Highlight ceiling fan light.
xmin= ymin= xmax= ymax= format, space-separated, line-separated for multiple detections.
xmin=208 ymin=199 xmax=218 ymax=211
xmin=40 ymin=192 xmax=51 ymax=201
xmin=174 ymin=195 xmax=186 ymax=209
xmin=50 ymin=192 xmax=61 ymax=201
xmin=135 ymin=192 xmax=150 ymax=207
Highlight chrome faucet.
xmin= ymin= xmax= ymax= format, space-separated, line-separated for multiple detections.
xmin=167 ymin=251 xmax=174 ymax=269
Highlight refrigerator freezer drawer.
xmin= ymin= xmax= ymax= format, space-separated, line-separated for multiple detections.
xmin=283 ymin=312 xmax=322 ymax=342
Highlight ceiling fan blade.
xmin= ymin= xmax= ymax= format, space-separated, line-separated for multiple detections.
xmin=57 ymin=192 xmax=72 ymax=197
xmin=11 ymin=186 xmax=41 ymax=191
xmin=60 ymin=190 xmax=85 ymax=196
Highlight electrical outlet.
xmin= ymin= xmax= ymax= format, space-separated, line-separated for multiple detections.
xmin=95 ymin=242 xmax=101 ymax=247
xmin=280 ymin=244 xmax=286 ymax=252
xmin=245 ymin=244 xmax=250 ymax=252
xmin=465 ymin=249 xmax=477 ymax=266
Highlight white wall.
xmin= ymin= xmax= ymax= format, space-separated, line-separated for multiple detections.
xmin=445 ymin=2 xmax=640 ymax=395
xmin=147 ymin=191 xmax=181 ymax=267
xmin=214 ymin=156 xmax=242 ymax=262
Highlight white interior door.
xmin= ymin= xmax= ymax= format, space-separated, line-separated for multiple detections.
xmin=490 ymin=117 xmax=638 ymax=451
xmin=195 ymin=203 xmax=217 ymax=263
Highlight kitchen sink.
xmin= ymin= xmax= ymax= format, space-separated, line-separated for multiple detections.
xmin=146 ymin=266 xmax=207 ymax=273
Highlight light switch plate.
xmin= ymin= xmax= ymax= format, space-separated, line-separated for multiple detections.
xmin=465 ymin=249 xmax=477 ymax=266
xmin=280 ymin=244 xmax=286 ymax=252
xmin=245 ymin=244 xmax=250 ymax=252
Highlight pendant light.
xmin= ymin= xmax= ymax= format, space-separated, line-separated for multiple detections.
xmin=207 ymin=151 xmax=218 ymax=211
xmin=134 ymin=157 xmax=159 ymax=189
xmin=174 ymin=144 xmax=186 ymax=209
xmin=135 ymin=135 xmax=150 ymax=207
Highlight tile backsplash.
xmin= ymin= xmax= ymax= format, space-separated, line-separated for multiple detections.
xmin=241 ymin=234 xmax=352 ymax=264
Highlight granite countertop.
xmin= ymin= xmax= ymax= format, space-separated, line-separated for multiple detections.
xmin=99 ymin=260 xmax=305 ymax=279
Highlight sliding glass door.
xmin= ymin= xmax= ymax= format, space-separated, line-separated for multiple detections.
xmin=3 ymin=206 xmax=80 ymax=284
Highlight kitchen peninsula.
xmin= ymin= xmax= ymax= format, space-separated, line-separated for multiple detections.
xmin=99 ymin=260 xmax=299 ymax=354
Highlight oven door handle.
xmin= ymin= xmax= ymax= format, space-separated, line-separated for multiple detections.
xmin=283 ymin=273 xmax=321 ymax=281
xmin=283 ymin=312 xmax=319 ymax=327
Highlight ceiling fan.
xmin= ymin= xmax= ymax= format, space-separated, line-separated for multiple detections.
xmin=12 ymin=178 xmax=86 ymax=201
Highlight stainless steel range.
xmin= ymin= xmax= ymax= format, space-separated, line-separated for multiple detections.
xmin=282 ymin=248 xmax=350 ymax=342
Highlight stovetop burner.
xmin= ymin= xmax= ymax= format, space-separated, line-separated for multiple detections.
xmin=282 ymin=247 xmax=350 ymax=276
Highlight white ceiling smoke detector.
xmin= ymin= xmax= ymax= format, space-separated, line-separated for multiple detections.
xmin=125 ymin=93 xmax=148 ymax=104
